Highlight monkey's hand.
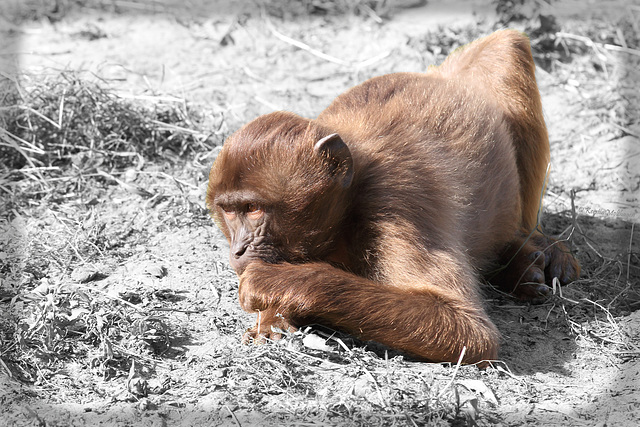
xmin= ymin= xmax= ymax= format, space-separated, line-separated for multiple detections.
xmin=238 ymin=261 xmax=300 ymax=343
xmin=241 ymin=309 xmax=298 ymax=344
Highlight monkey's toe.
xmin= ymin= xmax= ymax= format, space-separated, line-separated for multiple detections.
xmin=544 ymin=244 xmax=581 ymax=286
xmin=547 ymin=255 xmax=580 ymax=286
xmin=510 ymin=260 xmax=551 ymax=303
xmin=512 ymin=281 xmax=551 ymax=303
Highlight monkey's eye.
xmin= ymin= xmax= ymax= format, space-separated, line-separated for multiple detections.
xmin=246 ymin=203 xmax=264 ymax=220
xmin=222 ymin=207 xmax=237 ymax=220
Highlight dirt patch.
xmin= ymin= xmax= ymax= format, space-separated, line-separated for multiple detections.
xmin=1 ymin=0 xmax=639 ymax=425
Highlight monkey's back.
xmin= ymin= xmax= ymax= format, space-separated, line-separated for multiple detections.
xmin=316 ymin=72 xmax=522 ymax=269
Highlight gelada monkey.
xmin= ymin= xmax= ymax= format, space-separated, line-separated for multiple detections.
xmin=207 ymin=30 xmax=580 ymax=365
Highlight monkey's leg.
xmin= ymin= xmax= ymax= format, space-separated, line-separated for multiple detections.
xmin=239 ymin=260 xmax=499 ymax=365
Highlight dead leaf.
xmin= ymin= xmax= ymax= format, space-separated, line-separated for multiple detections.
xmin=302 ymin=333 xmax=332 ymax=352
xmin=457 ymin=379 xmax=499 ymax=405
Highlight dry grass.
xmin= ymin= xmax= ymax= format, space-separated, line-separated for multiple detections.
xmin=0 ymin=73 xmax=219 ymax=402
xmin=261 ymin=0 xmax=395 ymax=21
xmin=1 ymin=72 xmax=212 ymax=172
xmin=0 ymin=72 xmax=219 ymax=230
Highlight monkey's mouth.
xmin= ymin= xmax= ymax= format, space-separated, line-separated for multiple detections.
xmin=230 ymin=248 xmax=287 ymax=276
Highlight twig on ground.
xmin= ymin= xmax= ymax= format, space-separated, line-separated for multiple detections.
xmin=58 ymin=87 xmax=65 ymax=129
xmin=0 ymin=357 xmax=12 ymax=378
xmin=0 ymin=127 xmax=45 ymax=155
xmin=254 ymin=96 xmax=282 ymax=111
xmin=609 ymin=123 xmax=640 ymax=139
xmin=267 ymin=21 xmax=390 ymax=69
xmin=359 ymin=4 xmax=383 ymax=23
xmin=242 ymin=66 xmax=266 ymax=82
xmin=438 ymin=346 xmax=466 ymax=399
xmin=115 ymin=93 xmax=187 ymax=103
xmin=281 ymin=341 xmax=343 ymax=368
xmin=331 ymin=336 xmax=353 ymax=354
xmin=152 ymin=307 xmax=204 ymax=314
xmin=361 ymin=365 xmax=389 ymax=407
xmin=97 ymin=169 xmax=154 ymax=198
xmin=149 ymin=119 xmax=207 ymax=137
xmin=19 ymin=105 xmax=60 ymax=129
xmin=268 ymin=23 xmax=350 ymax=66
xmin=551 ymin=277 xmax=580 ymax=304
xmin=154 ymin=171 xmax=200 ymax=189
xmin=627 ymin=223 xmax=635 ymax=285
xmin=603 ymin=43 xmax=640 ymax=57
xmin=583 ymin=298 xmax=624 ymax=338
xmin=357 ymin=51 xmax=392 ymax=68
xmin=569 ymin=188 xmax=578 ymax=250
xmin=572 ymin=214 xmax=604 ymax=259
xmin=224 ymin=405 xmax=242 ymax=426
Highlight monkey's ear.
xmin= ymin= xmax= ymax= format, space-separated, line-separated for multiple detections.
xmin=314 ymin=133 xmax=354 ymax=188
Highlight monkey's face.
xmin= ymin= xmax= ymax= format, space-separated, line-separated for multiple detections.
xmin=206 ymin=113 xmax=354 ymax=276
xmin=215 ymin=197 xmax=278 ymax=274
xmin=212 ymin=186 xmax=302 ymax=275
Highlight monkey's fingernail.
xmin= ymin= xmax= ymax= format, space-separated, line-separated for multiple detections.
xmin=528 ymin=252 xmax=546 ymax=270
xmin=530 ymin=251 xmax=543 ymax=260
xmin=535 ymin=284 xmax=551 ymax=296
xmin=531 ymin=270 xmax=545 ymax=284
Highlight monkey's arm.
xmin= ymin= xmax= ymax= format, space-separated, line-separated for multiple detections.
xmin=239 ymin=260 xmax=498 ymax=365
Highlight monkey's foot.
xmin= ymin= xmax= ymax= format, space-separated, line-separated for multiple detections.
xmin=532 ymin=235 xmax=581 ymax=286
xmin=492 ymin=232 xmax=580 ymax=303
xmin=492 ymin=243 xmax=551 ymax=303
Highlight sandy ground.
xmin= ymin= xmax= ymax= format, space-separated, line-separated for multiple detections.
xmin=1 ymin=0 xmax=640 ymax=425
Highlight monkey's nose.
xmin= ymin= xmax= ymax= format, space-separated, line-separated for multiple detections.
xmin=231 ymin=239 xmax=250 ymax=258
xmin=229 ymin=239 xmax=252 ymax=275
xmin=233 ymin=245 xmax=247 ymax=258
xmin=231 ymin=243 xmax=249 ymax=258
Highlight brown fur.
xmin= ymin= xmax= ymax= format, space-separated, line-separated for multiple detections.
xmin=206 ymin=30 xmax=580 ymax=365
